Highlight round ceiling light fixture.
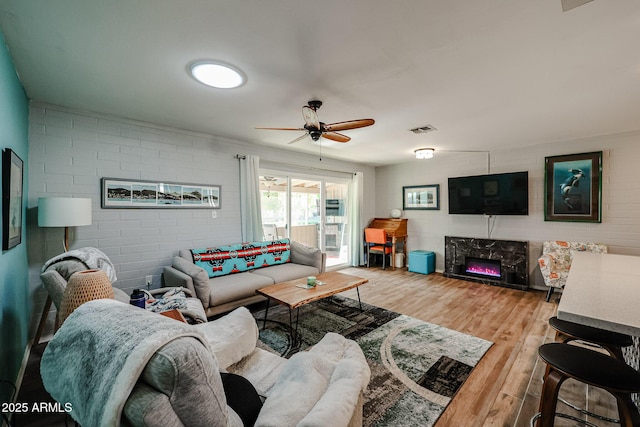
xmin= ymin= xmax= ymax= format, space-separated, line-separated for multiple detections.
xmin=189 ymin=60 xmax=246 ymax=89
xmin=414 ymin=148 xmax=435 ymax=159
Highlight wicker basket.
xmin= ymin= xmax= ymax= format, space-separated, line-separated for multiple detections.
xmin=58 ymin=269 xmax=114 ymax=324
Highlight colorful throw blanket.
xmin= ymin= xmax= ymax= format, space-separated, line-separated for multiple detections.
xmin=144 ymin=288 xmax=188 ymax=312
xmin=42 ymin=246 xmax=117 ymax=283
xmin=191 ymin=239 xmax=291 ymax=278
xmin=40 ymin=299 xmax=209 ymax=427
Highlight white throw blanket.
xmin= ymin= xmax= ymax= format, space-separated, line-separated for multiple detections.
xmin=40 ymin=299 xmax=210 ymax=427
xmin=42 ymin=246 xmax=117 ymax=282
xmin=255 ymin=332 xmax=371 ymax=427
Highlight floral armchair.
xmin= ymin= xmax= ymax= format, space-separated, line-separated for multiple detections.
xmin=538 ymin=240 xmax=608 ymax=301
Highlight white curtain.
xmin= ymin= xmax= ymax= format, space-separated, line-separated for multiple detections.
xmin=239 ymin=155 xmax=264 ymax=242
xmin=348 ymin=172 xmax=364 ymax=266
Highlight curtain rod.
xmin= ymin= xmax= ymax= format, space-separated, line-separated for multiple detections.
xmin=236 ymin=154 xmax=356 ymax=176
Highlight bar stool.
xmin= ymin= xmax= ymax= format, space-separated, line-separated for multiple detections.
xmin=549 ymin=316 xmax=633 ymax=360
xmin=532 ymin=343 xmax=640 ymax=427
xmin=547 ymin=316 xmax=634 ymax=422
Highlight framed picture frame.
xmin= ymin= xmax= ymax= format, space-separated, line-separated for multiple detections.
xmin=2 ymin=149 xmax=24 ymax=250
xmin=101 ymin=177 xmax=221 ymax=209
xmin=544 ymin=151 xmax=602 ymax=222
xmin=403 ymin=184 xmax=440 ymax=210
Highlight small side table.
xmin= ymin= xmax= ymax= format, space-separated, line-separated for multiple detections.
xmin=160 ymin=309 xmax=187 ymax=323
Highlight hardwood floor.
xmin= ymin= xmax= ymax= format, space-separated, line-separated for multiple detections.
xmin=14 ymin=267 xmax=618 ymax=426
xmin=337 ymin=266 xmax=618 ymax=427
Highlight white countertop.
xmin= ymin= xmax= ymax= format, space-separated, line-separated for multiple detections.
xmin=557 ymin=252 xmax=640 ymax=337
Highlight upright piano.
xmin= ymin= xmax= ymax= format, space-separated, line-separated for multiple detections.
xmin=366 ymin=218 xmax=408 ymax=269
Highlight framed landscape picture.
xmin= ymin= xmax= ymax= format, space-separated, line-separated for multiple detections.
xmin=2 ymin=149 xmax=24 ymax=250
xmin=544 ymin=151 xmax=602 ymax=222
xmin=403 ymin=184 xmax=440 ymax=210
xmin=101 ymin=178 xmax=221 ymax=209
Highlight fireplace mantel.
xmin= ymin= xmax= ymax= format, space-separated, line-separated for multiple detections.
xmin=444 ymin=236 xmax=529 ymax=291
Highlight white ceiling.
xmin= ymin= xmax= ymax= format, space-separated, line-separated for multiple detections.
xmin=1 ymin=0 xmax=639 ymax=166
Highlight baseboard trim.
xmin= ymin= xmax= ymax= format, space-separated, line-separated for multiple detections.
xmin=2 ymin=341 xmax=32 ymax=427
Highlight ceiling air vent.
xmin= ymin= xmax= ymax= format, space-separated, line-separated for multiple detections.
xmin=409 ymin=125 xmax=437 ymax=134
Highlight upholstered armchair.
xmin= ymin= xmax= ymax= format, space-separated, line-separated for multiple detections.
xmin=41 ymin=300 xmax=371 ymax=427
xmin=34 ymin=249 xmax=129 ymax=344
xmin=538 ymin=241 xmax=608 ymax=302
xmin=35 ymin=248 xmax=208 ymax=344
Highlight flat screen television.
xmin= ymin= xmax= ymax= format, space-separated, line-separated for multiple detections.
xmin=448 ymin=171 xmax=529 ymax=215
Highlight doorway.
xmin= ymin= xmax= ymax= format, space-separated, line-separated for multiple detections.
xmin=259 ymin=171 xmax=351 ymax=269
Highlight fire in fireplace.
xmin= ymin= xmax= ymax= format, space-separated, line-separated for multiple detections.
xmin=465 ymin=257 xmax=501 ymax=279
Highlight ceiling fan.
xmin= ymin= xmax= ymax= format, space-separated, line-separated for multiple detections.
xmin=256 ymin=100 xmax=375 ymax=145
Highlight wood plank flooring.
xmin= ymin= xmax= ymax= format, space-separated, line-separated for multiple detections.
xmin=13 ymin=267 xmax=619 ymax=426
xmin=337 ymin=266 xmax=618 ymax=427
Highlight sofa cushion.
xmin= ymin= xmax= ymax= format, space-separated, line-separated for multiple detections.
xmin=252 ymin=263 xmax=320 ymax=284
xmin=208 ymin=272 xmax=274 ymax=307
xmin=172 ymin=256 xmax=210 ymax=306
xmin=254 ymin=333 xmax=369 ymax=427
xmin=191 ymin=239 xmax=291 ymax=278
xmin=195 ymin=306 xmax=259 ymax=370
xmin=290 ymin=240 xmax=323 ymax=269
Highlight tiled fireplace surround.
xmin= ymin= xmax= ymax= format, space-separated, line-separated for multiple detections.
xmin=444 ymin=236 xmax=529 ymax=291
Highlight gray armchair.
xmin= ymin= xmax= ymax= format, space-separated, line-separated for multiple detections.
xmin=41 ymin=300 xmax=370 ymax=427
xmin=34 ymin=256 xmax=129 ymax=344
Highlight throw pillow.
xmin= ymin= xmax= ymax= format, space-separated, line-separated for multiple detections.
xmin=220 ymin=372 xmax=263 ymax=427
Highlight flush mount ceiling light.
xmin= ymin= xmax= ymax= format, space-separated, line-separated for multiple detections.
xmin=415 ymin=148 xmax=435 ymax=159
xmin=189 ymin=61 xmax=246 ymax=89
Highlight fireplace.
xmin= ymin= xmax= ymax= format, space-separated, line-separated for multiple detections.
xmin=465 ymin=257 xmax=501 ymax=279
xmin=444 ymin=236 xmax=529 ymax=290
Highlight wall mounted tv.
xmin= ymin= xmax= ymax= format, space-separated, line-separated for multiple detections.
xmin=448 ymin=171 xmax=529 ymax=215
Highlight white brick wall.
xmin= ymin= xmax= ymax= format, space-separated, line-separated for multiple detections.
xmin=29 ymin=106 xmax=240 ymax=291
xmin=376 ymin=132 xmax=640 ymax=287
xmin=28 ymin=103 xmax=376 ymax=338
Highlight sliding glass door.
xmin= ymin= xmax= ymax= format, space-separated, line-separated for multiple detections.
xmin=324 ymin=180 xmax=349 ymax=266
xmin=259 ymin=172 xmax=351 ymax=269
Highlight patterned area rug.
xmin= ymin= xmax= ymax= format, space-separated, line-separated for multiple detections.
xmin=251 ymin=295 xmax=493 ymax=427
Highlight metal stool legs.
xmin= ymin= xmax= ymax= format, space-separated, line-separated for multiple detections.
xmin=533 ymin=343 xmax=640 ymax=427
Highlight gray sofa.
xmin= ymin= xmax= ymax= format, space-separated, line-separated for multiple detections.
xmin=163 ymin=240 xmax=326 ymax=317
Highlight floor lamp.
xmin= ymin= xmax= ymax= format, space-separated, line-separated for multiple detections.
xmin=38 ymin=197 xmax=92 ymax=251
xmin=34 ymin=197 xmax=92 ymax=344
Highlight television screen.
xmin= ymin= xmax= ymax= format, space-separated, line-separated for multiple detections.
xmin=448 ymin=171 xmax=529 ymax=215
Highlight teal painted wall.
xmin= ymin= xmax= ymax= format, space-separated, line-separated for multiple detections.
xmin=0 ymin=27 xmax=29 ymax=404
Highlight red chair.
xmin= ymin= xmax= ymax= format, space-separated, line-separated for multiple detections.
xmin=365 ymin=228 xmax=392 ymax=269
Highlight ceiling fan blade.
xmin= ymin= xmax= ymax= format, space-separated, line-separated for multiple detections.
xmin=255 ymin=127 xmax=306 ymax=131
xmin=324 ymin=119 xmax=375 ymax=132
xmin=322 ymin=132 xmax=350 ymax=143
xmin=302 ymin=106 xmax=320 ymax=130
xmin=561 ymin=0 xmax=594 ymax=11
xmin=287 ymin=133 xmax=309 ymax=145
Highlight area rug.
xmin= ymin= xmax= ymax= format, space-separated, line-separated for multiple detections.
xmin=251 ymin=295 xmax=493 ymax=427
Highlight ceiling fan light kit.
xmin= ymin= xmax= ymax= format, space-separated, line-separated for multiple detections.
xmin=415 ymin=148 xmax=435 ymax=159
xmin=189 ymin=60 xmax=246 ymax=89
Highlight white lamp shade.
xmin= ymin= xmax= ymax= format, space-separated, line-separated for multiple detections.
xmin=38 ymin=197 xmax=92 ymax=227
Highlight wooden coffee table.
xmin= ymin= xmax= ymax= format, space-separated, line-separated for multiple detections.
xmin=256 ymin=271 xmax=368 ymax=343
